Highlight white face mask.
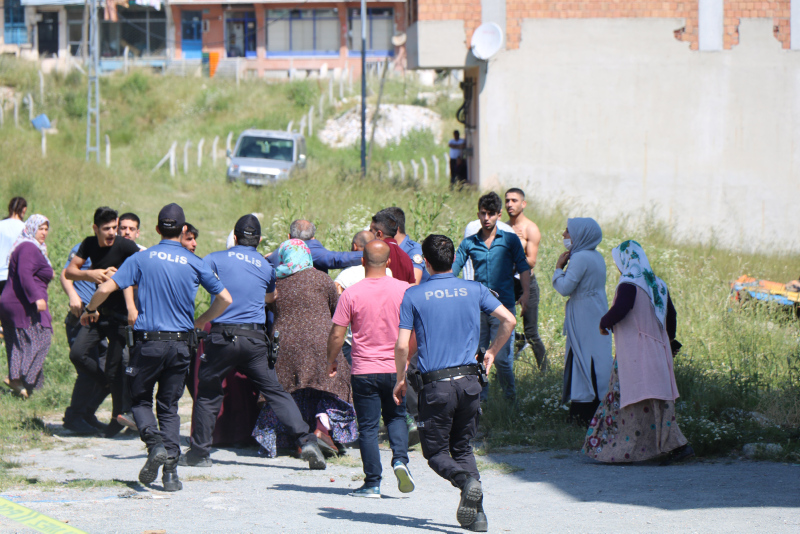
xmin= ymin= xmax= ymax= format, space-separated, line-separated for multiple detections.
xmin=563 ymin=238 xmax=572 ymax=250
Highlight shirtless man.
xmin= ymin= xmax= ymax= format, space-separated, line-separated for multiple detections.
xmin=505 ymin=188 xmax=547 ymax=371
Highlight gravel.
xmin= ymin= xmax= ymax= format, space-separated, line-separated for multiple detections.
xmin=1 ymin=405 xmax=799 ymax=533
xmin=319 ymin=104 xmax=442 ymax=149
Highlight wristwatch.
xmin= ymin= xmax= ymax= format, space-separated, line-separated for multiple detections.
xmin=84 ymin=307 xmax=99 ymax=315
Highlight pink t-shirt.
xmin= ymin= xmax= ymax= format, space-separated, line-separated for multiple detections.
xmin=331 ymin=275 xmax=410 ymax=375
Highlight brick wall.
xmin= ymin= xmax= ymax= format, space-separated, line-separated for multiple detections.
xmin=503 ymin=1 xmax=790 ymax=51
xmin=724 ymin=1 xmax=791 ymax=48
xmin=416 ymin=0 xmax=483 ymax=46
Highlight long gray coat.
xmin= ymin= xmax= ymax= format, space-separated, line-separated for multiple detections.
xmin=552 ymin=218 xmax=612 ymax=404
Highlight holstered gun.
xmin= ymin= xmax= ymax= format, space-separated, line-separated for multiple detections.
xmin=477 ymin=347 xmax=488 ymax=387
xmin=268 ymin=330 xmax=280 ymax=367
xmin=406 ymin=366 xmax=423 ymax=394
xmin=125 ymin=325 xmax=135 ymax=348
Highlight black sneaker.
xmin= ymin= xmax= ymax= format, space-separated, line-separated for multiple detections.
xmin=139 ymin=444 xmax=168 ymax=485
xmin=84 ymin=415 xmax=108 ymax=432
xmin=456 ymin=477 xmax=482 ymax=527
xmin=63 ymin=417 xmax=100 ymax=436
xmin=300 ymin=441 xmax=326 ymax=470
xmin=178 ymin=448 xmax=212 ymax=467
xmin=104 ymin=419 xmax=125 ymax=438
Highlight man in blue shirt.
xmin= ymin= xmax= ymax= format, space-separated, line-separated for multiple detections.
xmin=180 ymin=215 xmax=326 ymax=471
xmin=452 ymin=192 xmax=530 ymax=403
xmin=83 ymin=204 xmax=233 ymax=492
xmin=393 ymin=234 xmax=516 ymax=532
xmin=59 ymin=242 xmax=109 ymax=436
xmin=266 ymin=219 xmax=361 ymax=273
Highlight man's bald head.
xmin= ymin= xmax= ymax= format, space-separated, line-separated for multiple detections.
xmin=352 ymin=230 xmax=375 ymax=251
xmin=363 ymin=239 xmax=390 ymax=268
xmin=289 ymin=219 xmax=316 ymax=240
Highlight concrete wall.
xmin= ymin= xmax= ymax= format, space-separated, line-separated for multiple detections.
xmin=478 ymin=18 xmax=800 ymax=253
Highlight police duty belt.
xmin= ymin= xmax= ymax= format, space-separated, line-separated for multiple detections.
xmin=210 ymin=323 xmax=267 ymax=342
xmin=421 ymin=364 xmax=481 ymax=385
xmin=134 ymin=331 xmax=191 ymax=342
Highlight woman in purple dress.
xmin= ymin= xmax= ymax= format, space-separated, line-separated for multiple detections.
xmin=0 ymin=214 xmax=53 ymax=399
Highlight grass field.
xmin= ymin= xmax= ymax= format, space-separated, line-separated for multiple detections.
xmin=0 ymin=59 xmax=798 ymax=483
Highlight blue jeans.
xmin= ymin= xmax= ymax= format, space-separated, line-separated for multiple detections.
xmin=351 ymin=373 xmax=409 ymax=487
xmin=479 ymin=312 xmax=515 ymax=401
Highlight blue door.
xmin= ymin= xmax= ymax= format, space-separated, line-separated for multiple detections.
xmin=181 ymin=11 xmax=203 ymax=60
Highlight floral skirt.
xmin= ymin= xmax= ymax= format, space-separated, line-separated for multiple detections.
xmin=582 ymin=359 xmax=687 ymax=463
xmin=252 ymin=388 xmax=358 ymax=458
xmin=5 ymin=323 xmax=52 ymax=391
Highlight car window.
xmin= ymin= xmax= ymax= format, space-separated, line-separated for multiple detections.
xmin=235 ymin=136 xmax=294 ymax=161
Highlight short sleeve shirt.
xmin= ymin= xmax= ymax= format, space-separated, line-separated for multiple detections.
xmin=204 ymin=245 xmax=275 ymax=324
xmin=65 ymin=243 xmax=95 ymax=305
xmin=76 ymin=235 xmax=141 ymax=315
xmin=398 ymin=273 xmax=502 ymax=374
xmin=113 ymin=240 xmax=225 ymax=332
xmin=332 ymin=276 xmax=410 ymax=375
xmin=384 ymin=238 xmax=416 ymax=285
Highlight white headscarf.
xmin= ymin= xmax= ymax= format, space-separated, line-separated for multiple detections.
xmin=611 ymin=240 xmax=668 ymax=329
xmin=10 ymin=214 xmax=51 ymax=267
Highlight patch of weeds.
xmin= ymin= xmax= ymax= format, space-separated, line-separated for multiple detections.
xmin=327 ymin=454 xmax=361 ymax=468
xmin=475 ymin=460 xmax=524 ymax=475
xmin=350 ymin=473 xmax=365 ymax=482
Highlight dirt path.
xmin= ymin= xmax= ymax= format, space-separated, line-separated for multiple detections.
xmin=1 ymin=412 xmax=799 ymax=533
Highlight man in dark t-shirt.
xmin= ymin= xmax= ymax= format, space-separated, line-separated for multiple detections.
xmin=65 ymin=206 xmax=141 ymax=437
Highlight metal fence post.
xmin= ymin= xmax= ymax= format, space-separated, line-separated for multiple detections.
xmin=197 ymin=138 xmax=205 ymax=168
xmin=431 ymin=155 xmax=440 ymax=183
xmin=105 ymin=134 xmax=110 ymax=167
xmin=184 ymin=140 xmax=191 ymax=174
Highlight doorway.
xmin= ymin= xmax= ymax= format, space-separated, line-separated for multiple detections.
xmin=181 ymin=10 xmax=203 ymax=59
xmin=37 ymin=11 xmax=59 ymax=57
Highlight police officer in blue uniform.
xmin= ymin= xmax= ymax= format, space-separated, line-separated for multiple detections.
xmin=393 ymin=235 xmax=516 ymax=532
xmin=83 ymin=204 xmax=233 ymax=492
xmin=180 ymin=215 xmax=326 ymax=470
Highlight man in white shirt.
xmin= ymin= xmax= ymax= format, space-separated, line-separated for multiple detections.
xmin=448 ymin=130 xmax=467 ymax=186
xmin=334 ymin=230 xmax=391 ymax=364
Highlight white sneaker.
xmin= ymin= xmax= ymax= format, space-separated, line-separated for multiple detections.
xmin=393 ymin=461 xmax=415 ymax=493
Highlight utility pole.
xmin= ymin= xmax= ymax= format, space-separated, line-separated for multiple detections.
xmin=85 ymin=0 xmax=100 ymax=162
xmin=360 ymin=0 xmax=366 ymax=176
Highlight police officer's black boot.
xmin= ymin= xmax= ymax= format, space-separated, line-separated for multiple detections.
xmin=450 ymin=471 xmax=482 ymax=528
xmin=464 ymin=496 xmax=488 ymax=532
xmin=139 ymin=436 xmax=167 ymax=485
xmin=161 ymin=457 xmax=182 ymax=492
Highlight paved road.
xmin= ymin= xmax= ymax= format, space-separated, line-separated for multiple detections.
xmin=1 ymin=419 xmax=799 ymax=533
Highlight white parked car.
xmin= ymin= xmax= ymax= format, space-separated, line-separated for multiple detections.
xmin=226 ymin=129 xmax=307 ymax=186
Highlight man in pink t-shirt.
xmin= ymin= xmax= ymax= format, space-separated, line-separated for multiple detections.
xmin=327 ymin=240 xmax=415 ymax=499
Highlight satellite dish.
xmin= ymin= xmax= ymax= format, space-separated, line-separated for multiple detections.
xmin=391 ymin=33 xmax=407 ymax=47
xmin=470 ymin=22 xmax=504 ymax=60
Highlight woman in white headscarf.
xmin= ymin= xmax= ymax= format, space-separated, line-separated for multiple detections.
xmin=0 ymin=214 xmax=53 ymax=398
xmin=582 ymin=240 xmax=693 ymax=464
xmin=552 ymin=218 xmax=612 ymax=425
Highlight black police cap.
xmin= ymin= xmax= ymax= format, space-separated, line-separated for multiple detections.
xmin=158 ymin=203 xmax=186 ymax=229
xmin=234 ymin=214 xmax=261 ymax=238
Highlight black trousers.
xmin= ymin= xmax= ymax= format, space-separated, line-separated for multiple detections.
xmin=69 ymin=318 xmax=129 ymax=418
xmin=191 ymin=333 xmax=313 ymax=457
xmin=127 ymin=339 xmax=190 ymax=458
xmin=63 ymin=314 xmax=109 ymax=423
xmin=417 ymin=374 xmax=482 ymax=484
xmin=513 ymin=276 xmax=547 ymax=369
xmin=405 ymin=359 xmax=419 ymax=419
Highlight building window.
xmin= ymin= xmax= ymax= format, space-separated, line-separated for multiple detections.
xmin=100 ymin=6 xmax=167 ymax=58
xmin=68 ymin=8 xmax=84 ymax=56
xmin=3 ymin=0 xmax=27 ymax=45
xmin=226 ymin=11 xmax=257 ymax=58
xmin=266 ymin=9 xmax=339 ymax=57
xmin=348 ymin=8 xmax=394 ymax=56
